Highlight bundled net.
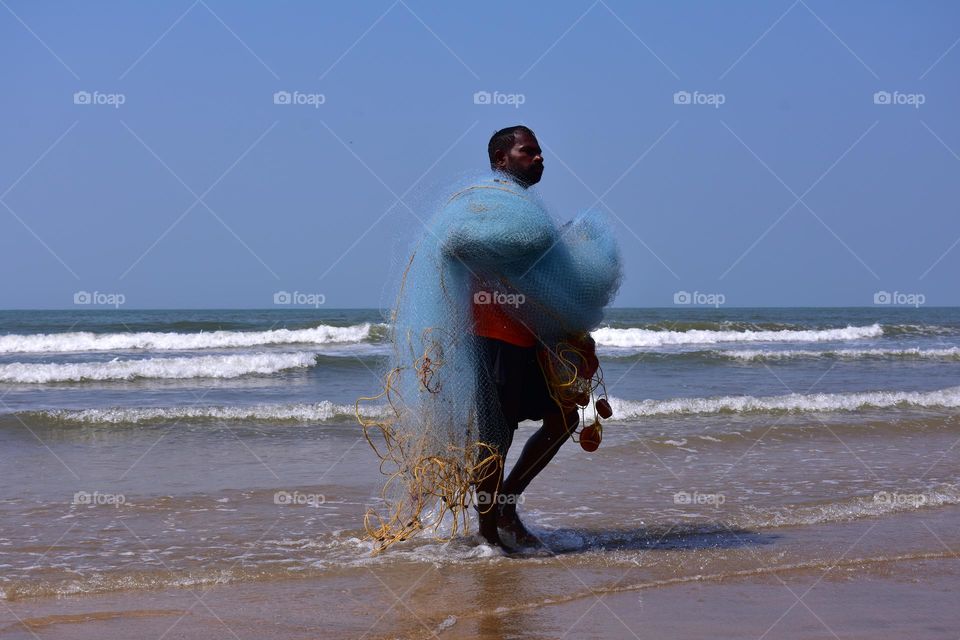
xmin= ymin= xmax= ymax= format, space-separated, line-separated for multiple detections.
xmin=358 ymin=174 xmax=622 ymax=552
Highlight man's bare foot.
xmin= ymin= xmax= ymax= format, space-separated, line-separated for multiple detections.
xmin=497 ymin=507 xmax=540 ymax=547
xmin=478 ymin=511 xmax=510 ymax=549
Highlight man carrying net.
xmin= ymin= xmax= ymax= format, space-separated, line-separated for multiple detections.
xmin=471 ymin=126 xmax=583 ymax=548
xmin=360 ymin=125 xmax=621 ymax=553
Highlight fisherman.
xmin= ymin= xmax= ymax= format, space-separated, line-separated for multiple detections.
xmin=361 ymin=125 xmax=618 ymax=554
xmin=470 ymin=126 xmax=582 ymax=548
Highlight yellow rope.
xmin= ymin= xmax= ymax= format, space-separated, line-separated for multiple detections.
xmin=356 ymin=330 xmax=504 ymax=554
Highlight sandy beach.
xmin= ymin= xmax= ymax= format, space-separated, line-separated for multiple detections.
xmin=4 ymin=523 xmax=958 ymax=638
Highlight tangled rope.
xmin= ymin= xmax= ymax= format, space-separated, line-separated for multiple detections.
xmin=356 ymin=361 xmax=502 ymax=553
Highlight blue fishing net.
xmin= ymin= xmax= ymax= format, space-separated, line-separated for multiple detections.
xmin=359 ymin=173 xmax=622 ymax=550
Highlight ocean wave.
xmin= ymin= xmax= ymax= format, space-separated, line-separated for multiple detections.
xmin=602 ymin=320 xmax=804 ymax=332
xmin=35 ymin=401 xmax=388 ymax=424
xmin=25 ymin=385 xmax=960 ymax=425
xmin=5 ymin=321 xmax=945 ymax=355
xmin=718 ymin=347 xmax=960 ymax=362
xmin=598 ymin=346 xmax=960 ymax=362
xmin=0 ymin=352 xmax=322 ymax=383
xmin=883 ymin=323 xmax=960 ymax=337
xmin=735 ymin=484 xmax=960 ymax=529
xmin=603 ymin=386 xmax=960 ymax=418
xmin=591 ymin=324 xmax=883 ymax=348
xmin=0 ymin=323 xmax=384 ymax=354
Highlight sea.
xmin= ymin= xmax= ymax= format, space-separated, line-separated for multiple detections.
xmin=1 ymin=307 xmax=959 ymax=636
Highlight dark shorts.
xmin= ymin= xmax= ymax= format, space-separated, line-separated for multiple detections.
xmin=474 ymin=336 xmax=558 ymax=455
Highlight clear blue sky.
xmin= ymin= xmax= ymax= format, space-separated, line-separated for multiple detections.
xmin=3 ymin=1 xmax=959 ymax=308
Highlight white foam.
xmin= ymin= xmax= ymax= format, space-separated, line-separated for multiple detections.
xmin=740 ymin=484 xmax=960 ymax=529
xmin=43 ymin=401 xmax=389 ymax=424
xmin=603 ymin=386 xmax=960 ymax=418
xmin=0 ymin=322 xmax=891 ymax=354
xmin=0 ymin=323 xmax=382 ymax=354
xmin=0 ymin=352 xmax=319 ymax=383
xmin=591 ymin=324 xmax=882 ymax=348
xmin=40 ymin=385 xmax=960 ymax=425
xmin=719 ymin=347 xmax=960 ymax=361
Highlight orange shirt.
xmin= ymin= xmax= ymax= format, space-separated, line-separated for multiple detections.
xmin=471 ymin=283 xmax=536 ymax=348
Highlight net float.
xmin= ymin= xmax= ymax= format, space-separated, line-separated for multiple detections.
xmin=580 ymin=421 xmax=602 ymax=452
xmin=595 ymin=397 xmax=613 ymax=419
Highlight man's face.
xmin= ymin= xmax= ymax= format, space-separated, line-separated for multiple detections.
xmin=495 ymin=131 xmax=544 ymax=187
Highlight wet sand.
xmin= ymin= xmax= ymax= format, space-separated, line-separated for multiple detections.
xmin=3 ymin=411 xmax=960 ymax=638
xmin=3 ymin=558 xmax=957 ymax=639
xmin=3 ymin=507 xmax=959 ymax=639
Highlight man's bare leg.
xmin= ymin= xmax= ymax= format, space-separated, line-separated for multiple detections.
xmin=498 ymin=409 xmax=579 ymax=545
xmin=475 ymin=454 xmax=506 ymax=548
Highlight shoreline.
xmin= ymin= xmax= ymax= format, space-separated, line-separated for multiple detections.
xmin=3 ymin=553 xmax=957 ymax=639
xmin=4 ymin=505 xmax=960 ymax=639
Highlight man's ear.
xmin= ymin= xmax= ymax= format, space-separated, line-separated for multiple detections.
xmin=493 ymin=149 xmax=508 ymax=169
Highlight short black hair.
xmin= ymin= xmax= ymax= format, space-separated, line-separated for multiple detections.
xmin=487 ymin=125 xmax=535 ymax=168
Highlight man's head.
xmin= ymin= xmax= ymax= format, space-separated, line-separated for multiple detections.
xmin=487 ymin=125 xmax=544 ymax=188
